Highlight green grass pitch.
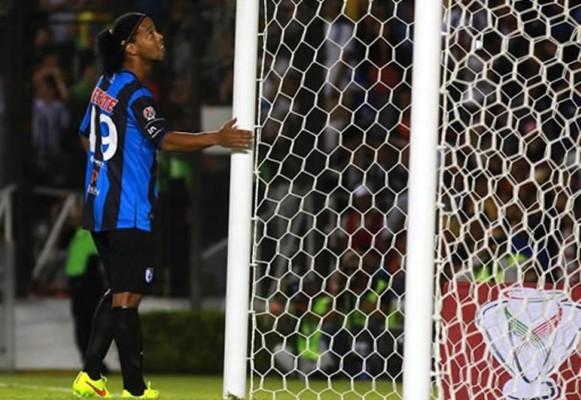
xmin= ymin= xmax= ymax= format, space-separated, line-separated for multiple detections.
xmin=0 ymin=372 xmax=407 ymax=399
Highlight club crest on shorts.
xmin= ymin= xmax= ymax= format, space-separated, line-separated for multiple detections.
xmin=145 ymin=267 xmax=154 ymax=283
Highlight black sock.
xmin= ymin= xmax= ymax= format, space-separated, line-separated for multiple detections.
xmin=84 ymin=290 xmax=114 ymax=380
xmin=114 ymin=307 xmax=146 ymax=395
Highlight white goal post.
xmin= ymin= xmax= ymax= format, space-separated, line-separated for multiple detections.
xmin=402 ymin=0 xmax=442 ymax=399
xmin=223 ymin=0 xmax=259 ymax=399
xmin=0 ymin=184 xmax=16 ymax=373
xmin=223 ymin=1 xmax=581 ymax=399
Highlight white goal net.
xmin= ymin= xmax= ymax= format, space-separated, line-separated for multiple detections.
xmin=436 ymin=1 xmax=581 ymax=399
xmin=248 ymin=1 xmax=581 ymax=399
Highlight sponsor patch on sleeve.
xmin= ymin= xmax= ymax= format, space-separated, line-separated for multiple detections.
xmin=143 ymin=106 xmax=156 ymax=121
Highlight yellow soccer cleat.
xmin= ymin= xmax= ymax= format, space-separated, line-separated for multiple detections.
xmin=72 ymin=371 xmax=112 ymax=398
xmin=121 ymin=381 xmax=159 ymax=399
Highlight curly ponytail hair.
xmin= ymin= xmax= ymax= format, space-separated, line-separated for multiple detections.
xmin=95 ymin=12 xmax=146 ymax=76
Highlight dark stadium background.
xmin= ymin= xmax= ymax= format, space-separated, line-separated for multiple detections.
xmin=0 ymin=1 xmax=236 ymax=305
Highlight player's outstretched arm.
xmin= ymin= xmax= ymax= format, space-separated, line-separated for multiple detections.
xmin=160 ymin=118 xmax=253 ymax=152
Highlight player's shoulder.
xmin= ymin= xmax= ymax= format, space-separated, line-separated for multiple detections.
xmin=114 ymin=71 xmax=153 ymax=102
xmin=115 ymin=70 xmax=139 ymax=84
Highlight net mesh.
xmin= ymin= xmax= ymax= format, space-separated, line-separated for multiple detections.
xmin=250 ymin=0 xmax=581 ymax=399
xmin=436 ymin=1 xmax=581 ymax=399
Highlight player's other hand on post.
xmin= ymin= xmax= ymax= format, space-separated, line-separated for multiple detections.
xmin=216 ymin=118 xmax=254 ymax=150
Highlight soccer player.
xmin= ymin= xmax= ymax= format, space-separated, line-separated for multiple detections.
xmin=71 ymin=12 xmax=253 ymax=398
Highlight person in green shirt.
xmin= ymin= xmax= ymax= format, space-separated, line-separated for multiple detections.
xmin=332 ymin=249 xmax=396 ymax=380
xmin=65 ymin=225 xmax=108 ymax=375
xmin=272 ymin=289 xmax=339 ymax=377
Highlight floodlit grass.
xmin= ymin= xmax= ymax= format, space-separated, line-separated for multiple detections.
xmin=251 ymin=377 xmax=404 ymax=399
xmin=0 ymin=373 xmax=222 ymax=400
xmin=0 ymin=372 xmax=411 ymax=399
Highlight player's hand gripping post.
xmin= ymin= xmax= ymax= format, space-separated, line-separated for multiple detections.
xmin=216 ymin=117 xmax=254 ymax=150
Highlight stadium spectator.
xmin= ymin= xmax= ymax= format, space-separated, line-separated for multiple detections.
xmin=321 ymin=0 xmax=356 ymax=103
xmin=34 ymin=26 xmax=55 ymax=61
xmin=383 ymin=235 xmax=407 ymax=326
xmin=65 ymin=203 xmax=109 ymax=376
xmin=155 ymin=151 xmax=193 ymax=296
xmin=33 ymin=43 xmax=70 ymax=98
xmin=356 ymin=4 xmax=403 ymax=97
xmin=31 ymin=56 xmax=71 ymax=186
xmin=69 ymin=61 xmax=98 ymax=124
xmin=272 ymin=290 xmax=338 ymax=378
xmin=329 ymin=249 xmax=393 ymax=379
xmin=65 ymin=61 xmax=99 ymax=188
xmin=261 ymin=64 xmax=301 ymax=145
xmin=269 ymin=266 xmax=349 ymax=378
xmin=71 ymin=12 xmax=252 ymax=399
xmin=331 ymin=185 xmax=389 ymax=254
xmin=38 ymin=0 xmax=84 ymax=44
xmin=201 ymin=0 xmax=236 ymax=105
xmin=320 ymin=0 xmax=357 ymax=152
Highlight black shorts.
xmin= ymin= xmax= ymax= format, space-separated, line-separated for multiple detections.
xmin=91 ymin=229 xmax=156 ymax=294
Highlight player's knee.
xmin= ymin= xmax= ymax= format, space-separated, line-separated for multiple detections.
xmin=112 ymin=292 xmax=142 ymax=308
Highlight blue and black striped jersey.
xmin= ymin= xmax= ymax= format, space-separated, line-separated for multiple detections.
xmin=79 ymin=70 xmax=170 ymax=232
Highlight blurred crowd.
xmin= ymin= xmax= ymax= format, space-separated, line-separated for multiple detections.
xmin=28 ymin=0 xmax=236 ymax=190
xmin=256 ymin=0 xmax=414 ymax=381
xmin=2 ymin=0 xmax=238 ymax=296
xmin=440 ymin=0 xmax=581 ymax=286
xmin=254 ymin=0 xmax=581 ymax=380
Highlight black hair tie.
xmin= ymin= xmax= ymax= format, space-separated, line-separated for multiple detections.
xmin=119 ymin=13 xmax=146 ymax=53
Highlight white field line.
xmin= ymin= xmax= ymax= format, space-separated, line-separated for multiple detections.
xmin=0 ymin=381 xmax=124 ymax=397
xmin=0 ymin=380 xmax=71 ymax=392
